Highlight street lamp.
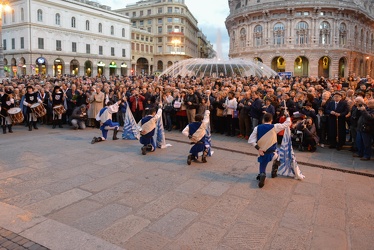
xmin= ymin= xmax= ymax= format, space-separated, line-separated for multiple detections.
xmin=171 ymin=39 xmax=180 ymax=78
xmin=0 ymin=3 xmax=11 ymax=79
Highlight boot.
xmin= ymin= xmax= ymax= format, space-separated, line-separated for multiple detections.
xmin=58 ymin=119 xmax=63 ymax=128
xmin=258 ymin=173 xmax=266 ymax=188
xmin=141 ymin=146 xmax=147 ymax=155
xmin=2 ymin=125 xmax=6 ymax=134
xmin=7 ymin=125 xmax=13 ymax=133
xmin=187 ymin=154 xmax=192 ymax=165
xmin=52 ymin=119 xmax=56 ymax=129
xmin=202 ymin=150 xmax=208 ymax=163
xmin=91 ymin=137 xmax=103 ymax=144
xmin=33 ymin=121 xmax=38 ymax=130
xmin=271 ymin=160 xmax=280 ymax=178
xmin=113 ymin=127 xmax=119 ymax=140
xmin=28 ymin=123 xmax=32 ymax=131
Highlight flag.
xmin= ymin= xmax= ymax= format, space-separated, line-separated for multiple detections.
xmin=277 ymin=127 xmax=305 ymax=180
xmin=122 ymin=104 xmax=140 ymax=140
xmin=153 ymin=113 xmax=172 ymax=149
xmin=205 ymin=121 xmax=214 ymax=156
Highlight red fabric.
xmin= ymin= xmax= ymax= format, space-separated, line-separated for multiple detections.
xmin=129 ymin=95 xmax=145 ymax=112
xmin=277 ymin=116 xmax=292 ymax=136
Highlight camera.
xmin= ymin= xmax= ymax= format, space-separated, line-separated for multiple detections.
xmin=358 ymin=104 xmax=363 ymax=107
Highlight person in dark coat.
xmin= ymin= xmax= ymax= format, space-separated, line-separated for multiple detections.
xmin=325 ymin=92 xmax=349 ymax=150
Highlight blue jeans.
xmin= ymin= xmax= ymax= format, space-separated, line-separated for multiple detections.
xmin=356 ymin=130 xmax=373 ymax=159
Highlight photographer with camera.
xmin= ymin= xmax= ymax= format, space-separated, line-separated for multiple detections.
xmin=129 ymin=90 xmax=145 ymax=123
xmin=296 ymin=117 xmax=319 ymax=152
xmin=354 ymin=99 xmax=374 ymax=161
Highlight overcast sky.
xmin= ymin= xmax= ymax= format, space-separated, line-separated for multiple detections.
xmin=103 ymin=0 xmax=230 ymax=58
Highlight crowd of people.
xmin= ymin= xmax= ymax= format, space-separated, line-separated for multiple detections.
xmin=0 ymin=73 xmax=373 ymax=160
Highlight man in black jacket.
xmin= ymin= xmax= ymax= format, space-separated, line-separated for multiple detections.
xmin=325 ymin=92 xmax=349 ymax=150
xmin=185 ymin=87 xmax=199 ymax=123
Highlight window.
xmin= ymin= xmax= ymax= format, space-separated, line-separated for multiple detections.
xmin=158 ymin=46 xmax=162 ymax=53
xmin=132 ymin=12 xmax=136 ymax=17
xmin=132 ymin=21 xmax=136 ymax=27
xmin=147 ymin=19 xmax=152 ymax=25
xmin=122 ymin=49 xmax=126 ymax=57
xmin=71 ymin=17 xmax=76 ymax=28
xmin=111 ymin=25 xmax=114 ymax=35
xmin=273 ymin=23 xmax=285 ymax=45
xmin=20 ymin=37 xmax=24 ymax=49
xmin=140 ymin=10 xmax=143 ymax=16
xmin=56 ymin=40 xmax=62 ymax=51
xmin=72 ymin=42 xmax=77 ymax=52
xmin=3 ymin=13 xmax=6 ymax=24
xmin=147 ymin=27 xmax=152 ymax=33
xmin=175 ymin=7 xmax=180 ymax=13
xmin=253 ymin=25 xmax=263 ymax=47
xmin=147 ymin=9 xmax=151 ymax=15
xmin=11 ymin=10 xmax=15 ymax=22
xmin=55 ymin=13 xmax=61 ymax=25
xmin=99 ymin=45 xmax=103 ymax=55
xmin=86 ymin=44 xmax=90 ymax=54
xmin=319 ymin=21 xmax=331 ymax=45
xmin=86 ymin=20 xmax=90 ymax=31
xmin=21 ymin=8 xmax=24 ymax=21
xmin=167 ymin=7 xmax=172 ymax=13
xmin=11 ymin=38 xmax=15 ymax=50
xmin=158 ymin=26 xmax=162 ymax=34
xmin=339 ymin=23 xmax=347 ymax=46
xmin=296 ymin=21 xmax=308 ymax=44
xmin=174 ymin=18 xmax=180 ymax=23
xmin=3 ymin=39 xmax=6 ymax=50
xmin=167 ymin=25 xmax=172 ymax=33
xmin=111 ymin=47 xmax=115 ymax=56
xmin=167 ymin=17 xmax=172 ymax=23
xmin=122 ymin=28 xmax=125 ymax=38
xmin=158 ymin=7 xmax=163 ymax=14
xmin=98 ymin=23 xmax=102 ymax=33
xmin=158 ymin=18 xmax=163 ymax=24
xmin=37 ymin=9 xmax=43 ymax=22
xmin=139 ymin=20 xmax=144 ymax=26
xmin=38 ymin=38 xmax=44 ymax=49
xmin=158 ymin=37 xmax=163 ymax=43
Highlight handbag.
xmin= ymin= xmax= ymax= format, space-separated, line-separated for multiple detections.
xmin=173 ymin=101 xmax=181 ymax=109
xmin=232 ymin=110 xmax=239 ymax=118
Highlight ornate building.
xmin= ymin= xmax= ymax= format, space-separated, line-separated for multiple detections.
xmin=3 ymin=0 xmax=131 ymax=77
xmin=115 ymin=0 xmax=215 ymax=75
xmin=226 ymin=0 xmax=374 ymax=78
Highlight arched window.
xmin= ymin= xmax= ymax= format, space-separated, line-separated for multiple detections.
xmin=55 ymin=13 xmax=61 ymax=25
xmin=122 ymin=28 xmax=126 ymax=37
xmin=71 ymin=17 xmax=76 ymax=28
xmin=21 ymin=8 xmax=24 ymax=21
xmin=339 ymin=23 xmax=347 ymax=46
xmin=354 ymin=26 xmax=358 ymax=47
xmin=11 ymin=10 xmax=15 ymax=22
xmin=240 ymin=28 xmax=246 ymax=47
xmin=37 ymin=9 xmax=43 ymax=22
xmin=111 ymin=25 xmax=114 ymax=35
xmin=98 ymin=23 xmax=102 ymax=33
xmin=253 ymin=25 xmax=263 ymax=47
xmin=296 ymin=21 xmax=308 ymax=44
xmin=273 ymin=23 xmax=285 ymax=45
xmin=86 ymin=20 xmax=90 ymax=31
xmin=360 ymin=29 xmax=364 ymax=47
xmin=319 ymin=21 xmax=331 ymax=45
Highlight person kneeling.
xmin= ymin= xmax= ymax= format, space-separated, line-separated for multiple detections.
xmin=91 ymin=100 xmax=122 ymax=144
xmin=139 ymin=104 xmax=163 ymax=155
xmin=182 ymin=110 xmax=210 ymax=165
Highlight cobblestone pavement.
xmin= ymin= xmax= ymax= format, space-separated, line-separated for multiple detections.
xmin=0 ymin=125 xmax=373 ymax=250
xmin=0 ymin=227 xmax=49 ymax=250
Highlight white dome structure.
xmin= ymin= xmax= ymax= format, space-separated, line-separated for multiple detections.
xmin=159 ymin=57 xmax=277 ymax=78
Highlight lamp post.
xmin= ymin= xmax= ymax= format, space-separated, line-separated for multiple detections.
xmin=171 ymin=39 xmax=180 ymax=78
xmin=0 ymin=3 xmax=11 ymax=79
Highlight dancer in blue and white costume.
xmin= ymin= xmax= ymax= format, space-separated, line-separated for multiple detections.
xmin=139 ymin=103 xmax=163 ymax=155
xmin=91 ymin=99 xmax=124 ymax=144
xmin=248 ymin=112 xmax=291 ymax=188
xmin=182 ymin=110 xmax=210 ymax=165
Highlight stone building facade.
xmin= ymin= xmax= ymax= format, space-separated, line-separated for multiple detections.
xmin=3 ymin=0 xmax=131 ymax=78
xmin=115 ymin=0 xmax=214 ymax=75
xmin=226 ymin=0 xmax=374 ymax=78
